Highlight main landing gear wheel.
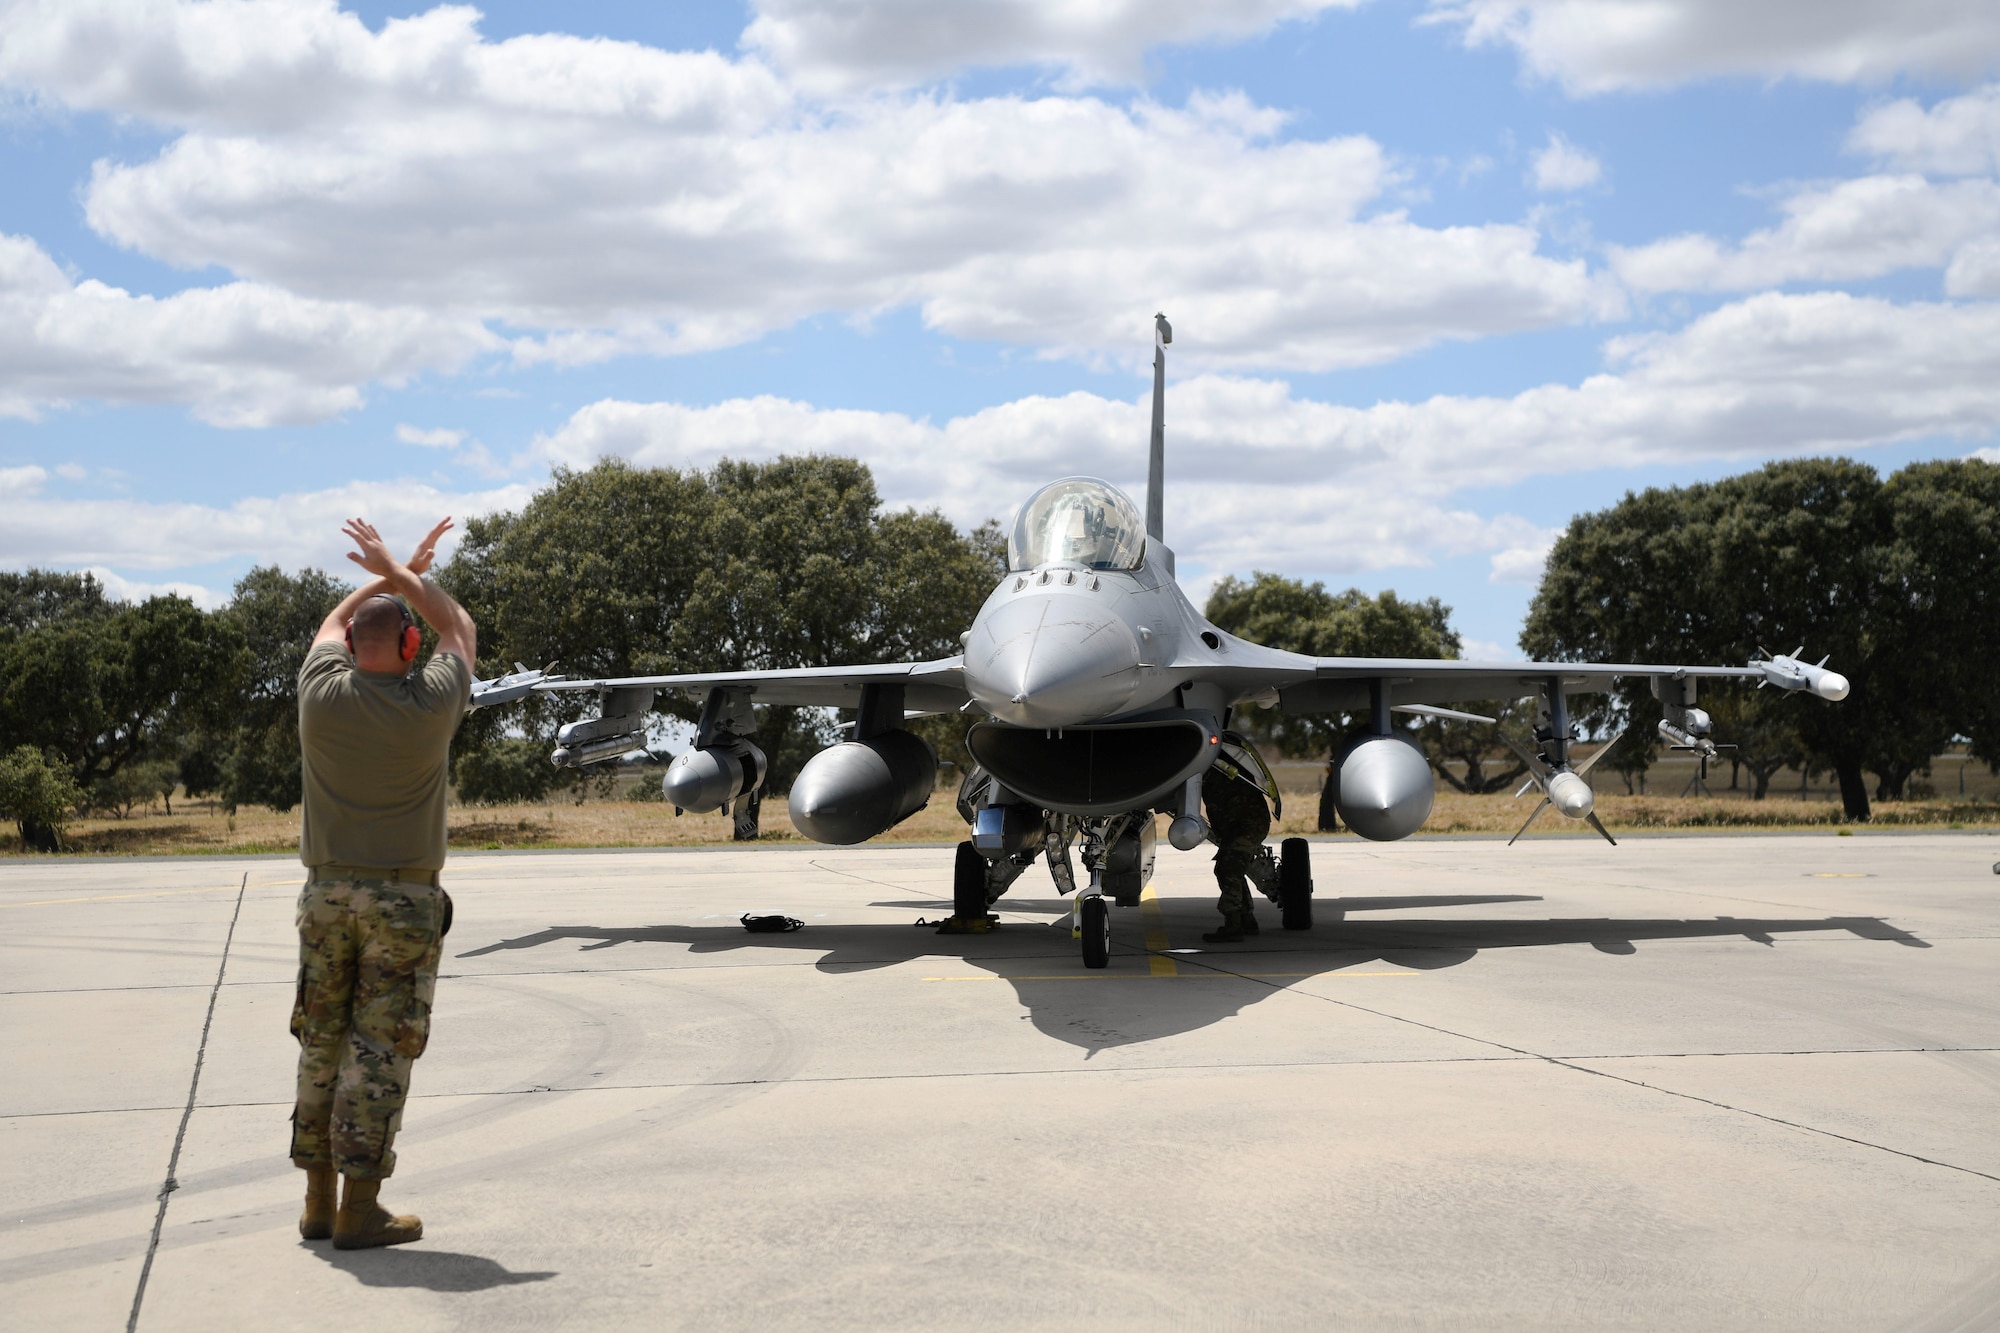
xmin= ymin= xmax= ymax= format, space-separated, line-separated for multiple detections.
xmin=952 ymin=840 xmax=987 ymax=921
xmin=1079 ymin=894 xmax=1111 ymax=968
xmin=1279 ymin=837 xmax=1313 ymax=931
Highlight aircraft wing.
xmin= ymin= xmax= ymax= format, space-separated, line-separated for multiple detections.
xmin=1275 ymin=655 xmax=1846 ymax=713
xmin=511 ymin=656 xmax=970 ymax=714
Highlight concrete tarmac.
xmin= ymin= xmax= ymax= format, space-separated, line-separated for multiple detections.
xmin=3 ymin=832 xmax=1998 ymax=1331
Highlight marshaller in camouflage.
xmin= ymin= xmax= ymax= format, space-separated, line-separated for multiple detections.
xmin=290 ymin=871 xmax=448 ymax=1180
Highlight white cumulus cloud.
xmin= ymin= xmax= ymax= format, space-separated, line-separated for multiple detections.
xmin=396 ymin=424 xmax=466 ymax=448
xmin=83 ymin=566 xmax=228 ymax=609
xmin=1430 ymin=0 xmax=2000 ymax=94
xmin=0 ymin=232 xmax=494 ymax=426
xmin=1610 ymin=175 xmax=2000 ymax=294
xmin=532 ymin=290 xmax=2000 ymax=580
xmin=0 ymin=477 xmax=533 ymax=574
xmin=1849 ymin=83 xmax=2000 ymax=177
xmin=1 ymin=463 xmax=50 ymax=496
xmin=743 ymin=0 xmax=1361 ymax=92
xmin=0 ymin=0 xmax=1615 ymax=381
xmin=1946 ymin=235 xmax=2000 ymax=296
xmin=1488 ymin=530 xmax=1561 ymax=584
xmin=1529 ymin=132 xmax=1600 ymax=191
xmin=17 ymin=290 xmax=2000 ymax=595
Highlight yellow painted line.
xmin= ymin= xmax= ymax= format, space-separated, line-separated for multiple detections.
xmin=1806 ymin=873 xmax=1872 ymax=878
xmin=922 ymin=970 xmax=1420 ymax=982
xmin=1139 ymin=883 xmax=1177 ymax=977
xmin=2 ymin=877 xmax=297 ymax=908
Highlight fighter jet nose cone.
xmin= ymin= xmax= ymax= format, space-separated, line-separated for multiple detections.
xmin=966 ymin=590 xmax=1143 ymax=727
xmin=1815 ymin=671 xmax=1850 ymax=702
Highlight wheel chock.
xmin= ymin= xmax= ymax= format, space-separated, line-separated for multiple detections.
xmin=935 ymin=914 xmax=1000 ymax=934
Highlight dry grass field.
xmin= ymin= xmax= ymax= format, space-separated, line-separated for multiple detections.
xmin=6 ymin=749 xmax=1996 ymax=858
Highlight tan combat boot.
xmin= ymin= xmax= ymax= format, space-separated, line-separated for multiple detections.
xmin=1202 ymin=912 xmax=1244 ymax=944
xmin=332 ymin=1175 xmax=423 ymax=1250
xmin=300 ymin=1166 xmax=337 ymax=1241
xmin=1239 ymin=902 xmax=1260 ymax=936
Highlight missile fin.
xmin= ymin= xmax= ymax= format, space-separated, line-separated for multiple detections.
xmin=1500 ymin=735 xmax=1551 ymax=792
xmin=1573 ymin=729 xmax=1622 ymax=778
xmin=1508 ymin=797 xmax=1552 ymax=846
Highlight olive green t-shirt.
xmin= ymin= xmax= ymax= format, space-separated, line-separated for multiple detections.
xmin=298 ymin=640 xmax=470 ymax=871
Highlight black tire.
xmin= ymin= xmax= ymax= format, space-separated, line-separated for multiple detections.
xmin=1279 ymin=836 xmax=1313 ymax=931
xmin=1080 ymin=894 xmax=1111 ymax=968
xmin=953 ymin=840 xmax=987 ymax=920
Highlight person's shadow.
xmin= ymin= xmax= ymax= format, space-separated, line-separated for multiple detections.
xmin=308 ymin=1243 xmax=556 ymax=1291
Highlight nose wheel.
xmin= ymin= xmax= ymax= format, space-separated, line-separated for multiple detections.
xmin=1077 ymin=893 xmax=1110 ymax=968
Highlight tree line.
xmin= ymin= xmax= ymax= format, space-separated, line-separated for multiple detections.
xmin=0 ymin=456 xmax=1000 ymax=848
xmin=3 ymin=453 xmax=1993 ymax=848
xmin=438 ymin=455 xmax=1004 ymax=802
xmin=1525 ymin=456 xmax=1998 ymax=820
xmin=1207 ymin=456 xmax=2000 ymax=823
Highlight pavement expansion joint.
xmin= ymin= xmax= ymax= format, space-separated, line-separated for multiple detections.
xmin=127 ymin=871 xmax=248 ymax=1333
xmin=1167 ymin=949 xmax=2000 ymax=1187
xmin=806 ymin=858 xmax=938 ymax=893
xmin=3 ymin=978 xmax=295 ymax=997
xmin=1570 ymin=1045 xmax=2000 ymax=1062
xmin=1557 ymin=1060 xmax=2000 ymax=1187
xmin=13 ymin=1045 xmax=1995 ymax=1125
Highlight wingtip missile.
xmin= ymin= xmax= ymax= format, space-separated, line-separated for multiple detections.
xmin=1754 ymin=652 xmax=1849 ymax=701
xmin=468 ymin=666 xmax=546 ymax=709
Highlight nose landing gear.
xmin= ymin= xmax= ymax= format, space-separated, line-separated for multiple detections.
xmin=1076 ymin=892 xmax=1111 ymax=968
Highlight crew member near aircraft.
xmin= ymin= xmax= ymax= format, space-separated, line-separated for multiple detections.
xmin=289 ymin=516 xmax=474 ymax=1250
xmin=1201 ymin=731 xmax=1280 ymax=944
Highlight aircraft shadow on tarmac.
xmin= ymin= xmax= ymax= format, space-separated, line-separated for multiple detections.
xmin=454 ymin=895 xmax=1929 ymax=1054
xmin=308 ymin=1243 xmax=556 ymax=1291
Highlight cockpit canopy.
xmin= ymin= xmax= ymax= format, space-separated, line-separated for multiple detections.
xmin=1007 ymin=477 xmax=1147 ymax=572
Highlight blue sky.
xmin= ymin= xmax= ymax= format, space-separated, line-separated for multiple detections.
xmin=3 ymin=0 xmax=1998 ymax=656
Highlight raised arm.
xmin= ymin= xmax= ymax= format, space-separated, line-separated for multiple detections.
xmin=337 ymin=517 xmax=478 ymax=665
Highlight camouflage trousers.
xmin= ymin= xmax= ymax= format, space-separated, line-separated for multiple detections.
xmin=290 ymin=871 xmax=449 ymax=1180
xmin=1204 ymin=769 xmax=1272 ymax=918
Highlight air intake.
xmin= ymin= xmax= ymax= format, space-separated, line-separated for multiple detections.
xmin=966 ymin=719 xmax=1213 ymax=816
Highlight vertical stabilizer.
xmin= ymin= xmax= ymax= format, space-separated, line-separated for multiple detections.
xmin=1146 ymin=313 xmax=1171 ymax=541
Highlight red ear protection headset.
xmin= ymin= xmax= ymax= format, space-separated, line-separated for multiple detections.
xmin=345 ymin=595 xmax=421 ymax=663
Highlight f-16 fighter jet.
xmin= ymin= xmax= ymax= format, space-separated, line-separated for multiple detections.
xmin=470 ymin=316 xmax=1848 ymax=968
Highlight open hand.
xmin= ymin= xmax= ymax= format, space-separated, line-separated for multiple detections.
xmin=341 ymin=518 xmax=398 ymax=577
xmin=407 ymin=517 xmax=454 ymax=576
